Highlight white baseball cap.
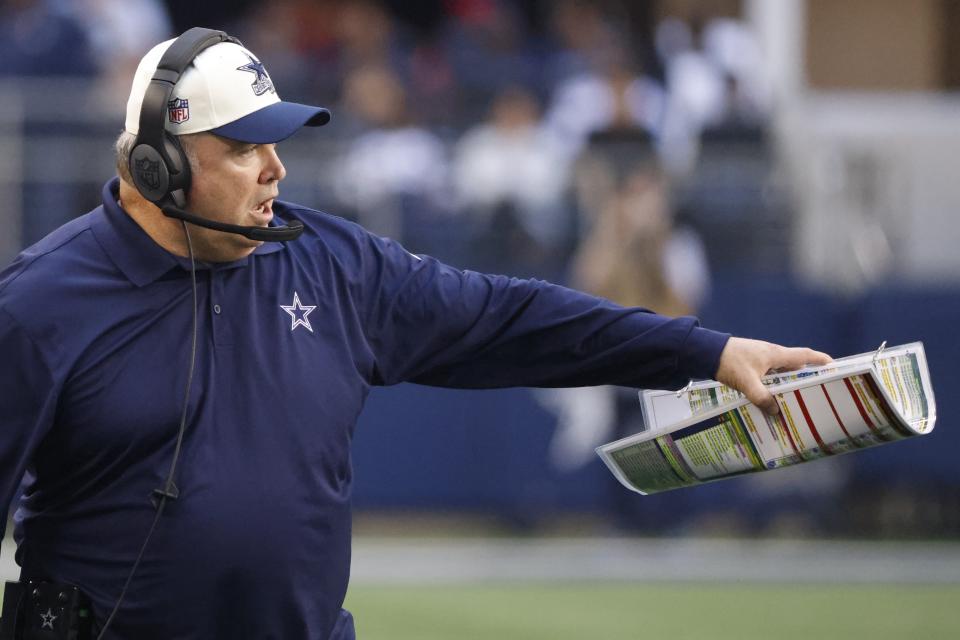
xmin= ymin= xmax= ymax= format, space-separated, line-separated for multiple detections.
xmin=125 ymin=38 xmax=330 ymax=143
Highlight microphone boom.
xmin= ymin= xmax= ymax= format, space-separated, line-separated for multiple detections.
xmin=161 ymin=204 xmax=304 ymax=242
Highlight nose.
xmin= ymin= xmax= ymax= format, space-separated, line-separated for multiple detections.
xmin=259 ymin=144 xmax=287 ymax=184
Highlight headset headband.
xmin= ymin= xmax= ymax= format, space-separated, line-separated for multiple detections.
xmin=136 ymin=28 xmax=240 ymax=157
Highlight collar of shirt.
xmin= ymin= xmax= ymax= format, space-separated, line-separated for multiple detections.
xmin=90 ymin=177 xmax=286 ymax=287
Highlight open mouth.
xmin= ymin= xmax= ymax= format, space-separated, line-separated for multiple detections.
xmin=253 ymin=198 xmax=274 ymax=217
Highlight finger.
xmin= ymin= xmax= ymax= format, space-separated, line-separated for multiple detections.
xmin=802 ymin=348 xmax=833 ymax=365
xmin=741 ymin=376 xmax=779 ymax=416
xmin=774 ymin=347 xmax=833 ymax=371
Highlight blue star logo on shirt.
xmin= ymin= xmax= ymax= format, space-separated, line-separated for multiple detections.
xmin=280 ymin=292 xmax=316 ymax=333
xmin=237 ymin=54 xmax=275 ymax=96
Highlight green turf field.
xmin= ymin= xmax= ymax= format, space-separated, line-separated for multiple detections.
xmin=1 ymin=581 xmax=955 ymax=637
xmin=345 ymin=583 xmax=960 ymax=640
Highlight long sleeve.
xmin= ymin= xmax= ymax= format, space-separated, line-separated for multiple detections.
xmin=360 ymin=233 xmax=729 ymax=390
xmin=0 ymin=307 xmax=59 ymax=538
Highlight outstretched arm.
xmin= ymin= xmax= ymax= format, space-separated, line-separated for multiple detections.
xmin=716 ymin=337 xmax=833 ymax=416
xmin=350 ymin=224 xmax=831 ymax=395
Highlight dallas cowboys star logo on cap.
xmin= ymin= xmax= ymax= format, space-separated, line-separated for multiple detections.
xmin=280 ymin=292 xmax=316 ymax=333
xmin=237 ymin=54 xmax=275 ymax=96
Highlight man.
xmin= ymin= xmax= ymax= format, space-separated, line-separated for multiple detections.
xmin=0 ymin=31 xmax=830 ymax=639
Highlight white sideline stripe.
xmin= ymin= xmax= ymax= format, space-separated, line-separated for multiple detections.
xmin=4 ymin=536 xmax=959 ymax=585
xmin=350 ymin=537 xmax=960 ymax=585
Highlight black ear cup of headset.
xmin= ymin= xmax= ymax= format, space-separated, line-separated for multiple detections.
xmin=129 ymin=134 xmax=192 ymax=207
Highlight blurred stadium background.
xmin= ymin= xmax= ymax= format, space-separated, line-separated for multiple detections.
xmin=2 ymin=0 xmax=960 ymax=637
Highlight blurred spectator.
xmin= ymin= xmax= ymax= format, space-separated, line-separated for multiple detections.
xmin=537 ymin=130 xmax=710 ymax=527
xmin=571 ymin=134 xmax=709 ymax=317
xmin=0 ymin=0 xmax=98 ymax=77
xmin=79 ymin=0 xmax=174 ymax=106
xmin=397 ymin=5 xmax=458 ymax=127
xmin=336 ymin=0 xmax=403 ymax=75
xmin=656 ymin=16 xmax=772 ymax=173
xmin=443 ymin=0 xmax=545 ymax=124
xmin=656 ymin=17 xmax=725 ymax=138
xmin=452 ymin=86 xmax=571 ymax=277
xmin=237 ymin=0 xmax=406 ymax=106
xmin=235 ymin=0 xmax=358 ymax=105
xmin=333 ymin=64 xmax=451 ymax=245
xmin=0 ymin=0 xmax=100 ymax=247
xmin=702 ymin=17 xmax=771 ymax=126
xmin=546 ymin=0 xmax=623 ymax=84
xmin=544 ymin=41 xmax=667 ymax=164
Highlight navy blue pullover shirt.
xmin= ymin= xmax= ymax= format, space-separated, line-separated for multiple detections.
xmin=0 ymin=178 xmax=728 ymax=639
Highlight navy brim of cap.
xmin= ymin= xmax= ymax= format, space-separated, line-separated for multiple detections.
xmin=209 ymin=101 xmax=331 ymax=144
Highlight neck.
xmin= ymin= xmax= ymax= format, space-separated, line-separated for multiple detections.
xmin=118 ymin=180 xmax=193 ymax=256
xmin=117 ymin=179 xmax=257 ymax=262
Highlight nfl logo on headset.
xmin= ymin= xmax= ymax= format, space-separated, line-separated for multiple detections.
xmin=135 ymin=158 xmax=161 ymax=190
xmin=167 ymin=98 xmax=190 ymax=124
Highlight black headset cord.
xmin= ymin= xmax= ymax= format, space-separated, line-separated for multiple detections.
xmin=96 ymin=221 xmax=199 ymax=639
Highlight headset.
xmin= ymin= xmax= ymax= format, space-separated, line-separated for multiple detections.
xmin=128 ymin=26 xmax=304 ymax=243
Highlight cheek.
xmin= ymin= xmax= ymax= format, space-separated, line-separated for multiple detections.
xmin=192 ymin=171 xmax=253 ymax=209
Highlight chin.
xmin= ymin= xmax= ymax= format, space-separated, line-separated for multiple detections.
xmin=233 ymin=234 xmax=263 ymax=249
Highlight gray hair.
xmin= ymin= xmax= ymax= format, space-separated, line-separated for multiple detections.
xmin=114 ymin=130 xmax=201 ymax=185
xmin=114 ymin=130 xmax=138 ymax=183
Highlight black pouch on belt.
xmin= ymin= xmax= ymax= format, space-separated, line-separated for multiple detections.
xmin=0 ymin=580 xmax=92 ymax=640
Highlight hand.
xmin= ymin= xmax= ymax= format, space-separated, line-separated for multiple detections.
xmin=715 ymin=337 xmax=833 ymax=416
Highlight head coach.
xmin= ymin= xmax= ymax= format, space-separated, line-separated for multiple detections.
xmin=0 ymin=28 xmax=830 ymax=640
